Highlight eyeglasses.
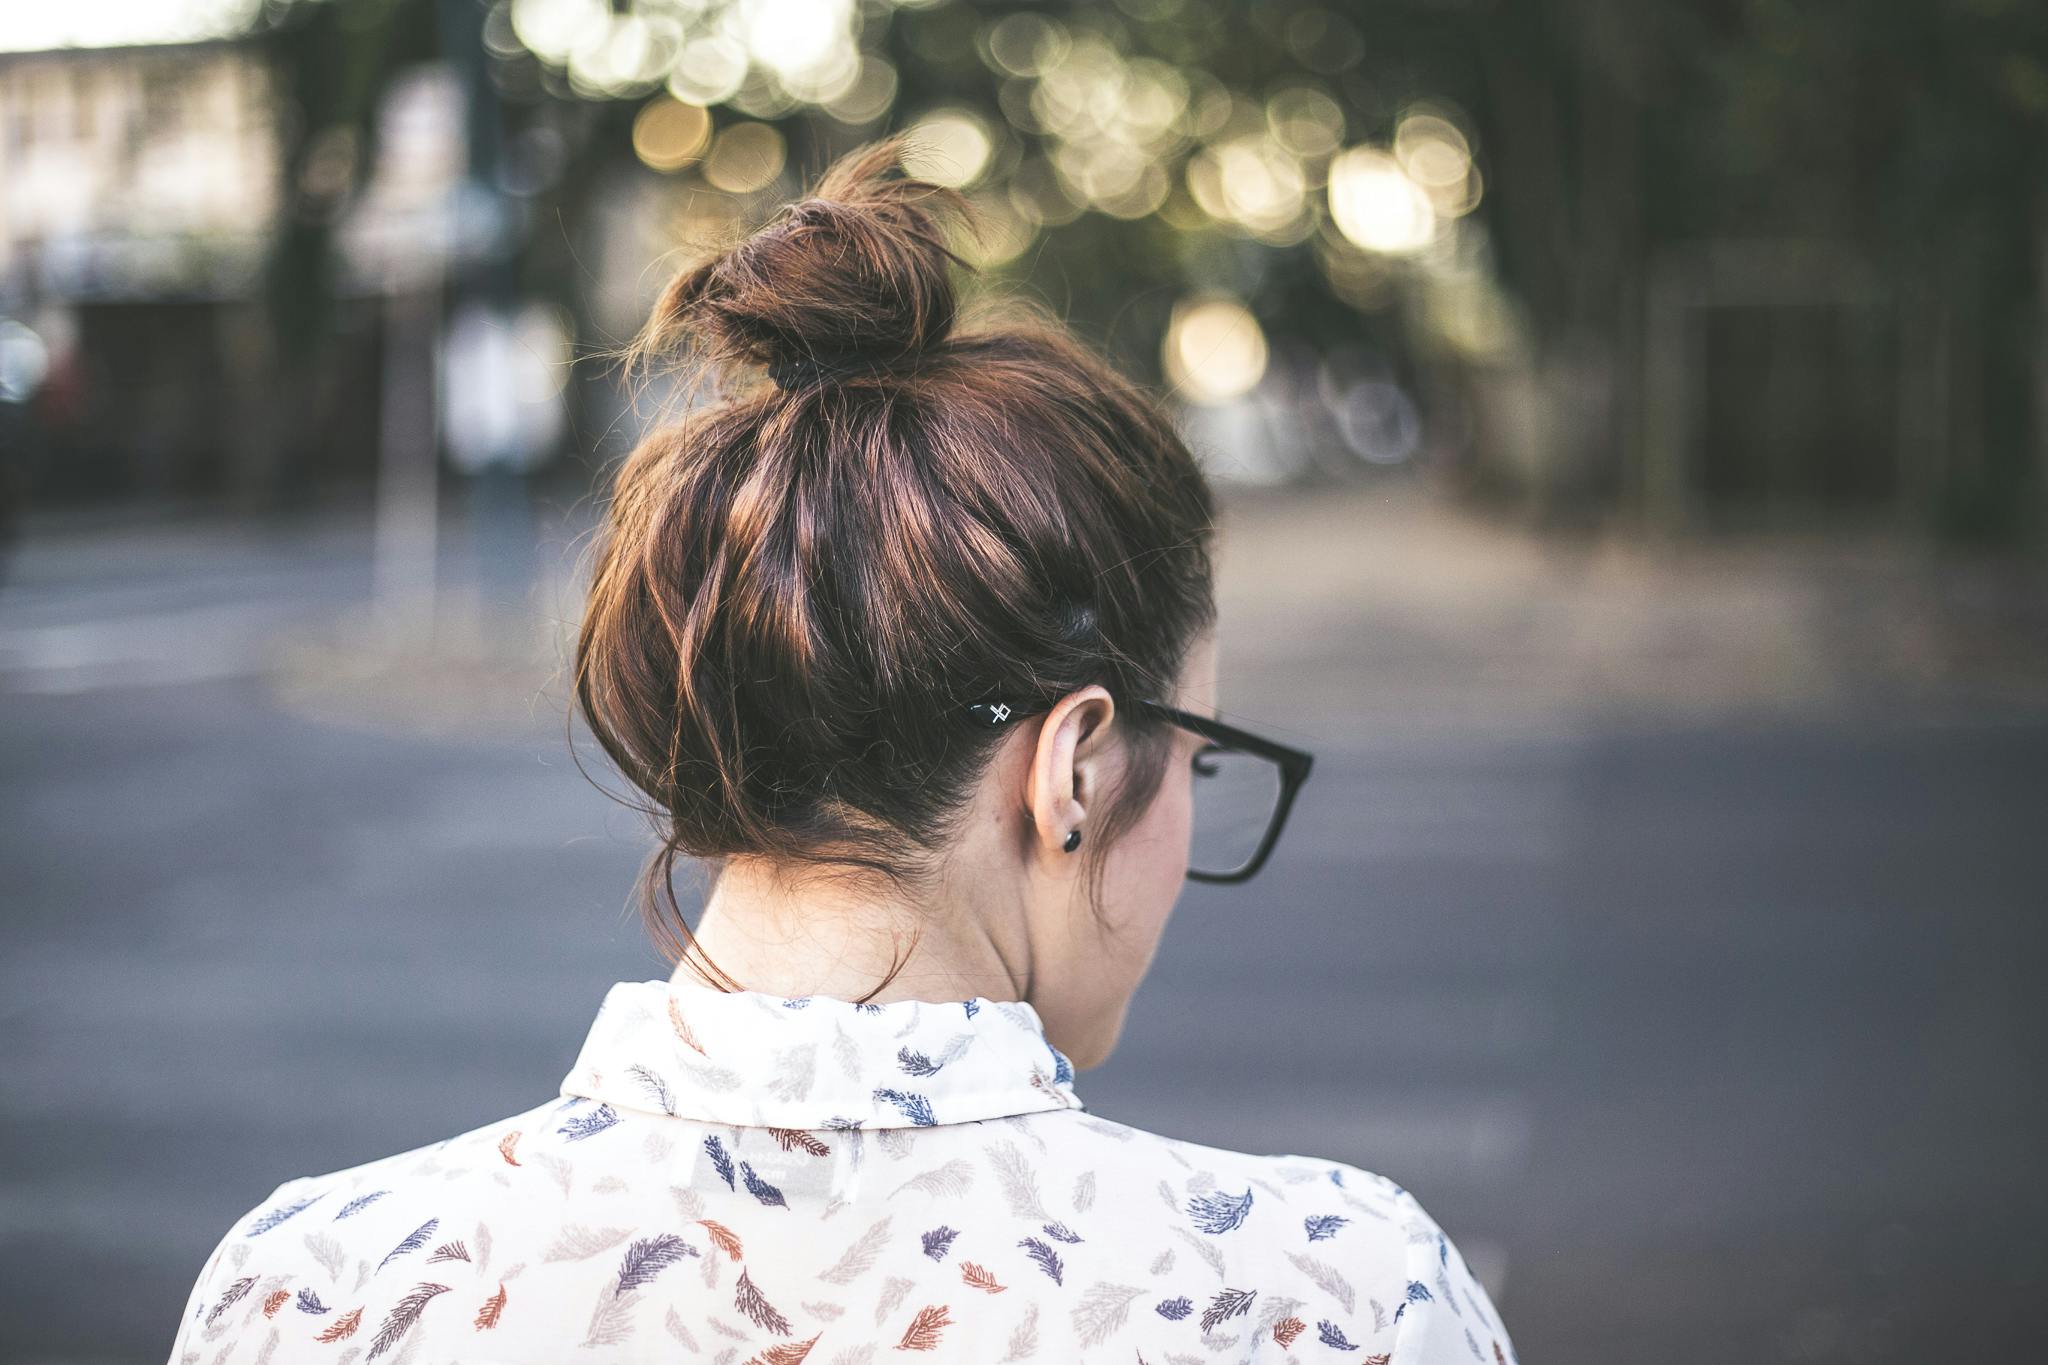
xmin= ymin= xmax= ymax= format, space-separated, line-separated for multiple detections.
xmin=965 ymin=694 xmax=1315 ymax=883
xmin=1134 ymin=698 xmax=1315 ymax=883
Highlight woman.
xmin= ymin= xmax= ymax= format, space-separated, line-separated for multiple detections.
xmin=169 ymin=136 xmax=1515 ymax=1365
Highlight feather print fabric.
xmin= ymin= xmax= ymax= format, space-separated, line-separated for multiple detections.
xmin=168 ymin=972 xmax=1513 ymax=1363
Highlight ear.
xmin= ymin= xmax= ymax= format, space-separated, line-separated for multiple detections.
xmin=1023 ymin=685 xmax=1117 ymax=861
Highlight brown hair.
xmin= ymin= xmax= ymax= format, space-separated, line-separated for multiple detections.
xmin=572 ymin=134 xmax=1218 ymax=994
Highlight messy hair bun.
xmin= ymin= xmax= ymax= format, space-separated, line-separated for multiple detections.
xmin=576 ymin=134 xmax=1218 ymax=992
xmin=639 ymin=136 xmax=974 ymax=383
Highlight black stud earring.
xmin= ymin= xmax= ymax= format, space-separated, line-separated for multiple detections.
xmin=1063 ymin=829 xmax=1082 ymax=853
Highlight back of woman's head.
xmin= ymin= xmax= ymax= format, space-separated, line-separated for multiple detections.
xmin=574 ymin=134 xmax=1218 ymax=973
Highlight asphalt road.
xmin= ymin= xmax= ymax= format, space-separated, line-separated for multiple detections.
xmin=3 ymin=493 xmax=2043 ymax=1363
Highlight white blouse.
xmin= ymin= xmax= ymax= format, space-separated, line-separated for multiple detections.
xmin=170 ymin=970 xmax=1516 ymax=1364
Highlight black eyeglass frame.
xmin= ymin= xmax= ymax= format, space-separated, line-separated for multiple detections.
xmin=1134 ymin=697 xmax=1315 ymax=884
xmin=963 ymin=694 xmax=1315 ymax=883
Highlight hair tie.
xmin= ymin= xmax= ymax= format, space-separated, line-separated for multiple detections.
xmin=965 ymin=700 xmax=1016 ymax=727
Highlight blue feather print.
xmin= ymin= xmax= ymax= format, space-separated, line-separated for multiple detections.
xmin=1328 ymin=1167 xmax=1347 ymax=1188
xmin=365 ymin=1281 xmax=448 ymax=1359
xmin=854 ymin=1002 xmax=884 ymax=1014
xmin=1200 ymin=1287 xmax=1257 ymax=1332
xmin=377 ymin=1218 xmax=437 ymax=1271
xmin=615 ymin=1233 xmax=698 ymax=1293
xmin=245 ymin=1192 xmax=322 ymax=1236
xmin=1186 ymin=1187 xmax=1254 ymax=1234
xmin=781 ymin=996 xmax=811 ymax=1009
xmin=703 ymin=1135 xmax=735 ymax=1189
xmin=873 ymin=1088 xmax=937 ymax=1126
xmin=962 ymin=999 xmax=980 ymax=1019
xmin=1305 ymin=1214 xmax=1349 ymax=1242
xmin=333 ymin=1191 xmax=389 ymax=1220
xmin=821 ymin=1117 xmax=864 ymax=1132
xmin=557 ymin=1102 xmax=620 ymax=1141
xmin=1155 ymin=1296 xmax=1193 ymax=1321
xmin=204 ymin=1277 xmax=256 ymax=1327
xmin=1406 ymin=1279 xmax=1434 ymax=1303
xmin=1018 ymin=1236 xmax=1064 ymax=1285
xmin=295 ymin=1288 xmax=330 ymax=1315
xmin=1051 ymin=1047 xmax=1074 ymax=1086
xmin=897 ymin=1047 xmax=944 ymax=1077
xmin=739 ymin=1161 xmax=788 ymax=1208
xmin=1317 ymin=1319 xmax=1358 ymax=1349
xmin=921 ymin=1226 xmax=958 ymax=1261
xmin=1041 ymin=1221 xmax=1083 ymax=1244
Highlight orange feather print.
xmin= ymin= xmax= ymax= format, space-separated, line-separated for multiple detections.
xmin=262 ymin=1289 xmax=290 ymax=1317
xmin=474 ymin=1283 xmax=507 ymax=1330
xmin=698 ymin=1218 xmax=744 ymax=1260
xmin=769 ymin=1127 xmax=831 ymax=1156
xmin=894 ymin=1304 xmax=951 ymax=1350
xmin=745 ymin=1334 xmax=822 ymax=1365
xmin=1273 ymin=1316 xmax=1306 ymax=1347
xmin=315 ymin=1306 xmax=362 ymax=1342
xmin=667 ymin=996 xmax=709 ymax=1055
xmin=496 ymin=1131 xmax=521 ymax=1166
xmin=959 ymin=1262 xmax=1006 ymax=1293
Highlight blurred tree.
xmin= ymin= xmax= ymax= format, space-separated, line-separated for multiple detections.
xmin=258 ymin=0 xmax=2044 ymax=539
xmin=1443 ymin=0 xmax=2048 ymax=536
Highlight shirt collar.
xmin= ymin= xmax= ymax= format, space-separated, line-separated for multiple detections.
xmin=558 ymin=965 xmax=1084 ymax=1130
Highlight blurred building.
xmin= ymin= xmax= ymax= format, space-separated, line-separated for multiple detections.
xmin=0 ymin=41 xmax=293 ymax=501
xmin=0 ymin=43 xmax=276 ymax=296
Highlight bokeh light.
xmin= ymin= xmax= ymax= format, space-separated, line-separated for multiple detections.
xmin=701 ymin=120 xmax=786 ymax=193
xmin=742 ymin=0 xmax=857 ymax=87
xmin=983 ymin=12 xmax=1070 ymax=78
xmin=821 ymin=55 xmax=897 ymax=125
xmin=1189 ymin=134 xmax=1309 ymax=241
xmin=665 ymin=32 xmax=750 ymax=107
xmin=1394 ymin=108 xmax=1483 ymax=219
xmin=631 ymin=97 xmax=712 ymax=173
xmin=901 ymin=107 xmax=995 ymax=189
xmin=1266 ymin=85 xmax=1346 ymax=160
xmin=1329 ymin=378 xmax=1422 ymax=464
xmin=1328 ymin=147 xmax=1438 ymax=254
xmin=961 ymin=188 xmax=1037 ymax=268
xmin=1163 ymin=295 xmax=1269 ymax=404
xmin=1008 ymin=156 xmax=1085 ymax=227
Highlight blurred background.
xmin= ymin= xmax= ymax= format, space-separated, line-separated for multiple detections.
xmin=3 ymin=1 xmax=2046 ymax=1361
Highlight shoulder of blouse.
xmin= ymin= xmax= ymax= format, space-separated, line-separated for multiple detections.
xmin=1028 ymin=1110 xmax=1516 ymax=1363
xmin=170 ymin=1097 xmax=1516 ymax=1363
xmin=166 ymin=1097 xmax=563 ymax=1360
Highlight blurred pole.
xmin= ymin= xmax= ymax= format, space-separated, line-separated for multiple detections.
xmin=1895 ymin=280 xmax=1949 ymax=535
xmin=2036 ymin=214 xmax=2048 ymax=535
xmin=360 ymin=57 xmax=476 ymax=645
xmin=374 ymin=275 xmax=442 ymax=640
xmin=1641 ymin=251 xmax=1694 ymax=536
xmin=436 ymin=0 xmax=535 ymax=626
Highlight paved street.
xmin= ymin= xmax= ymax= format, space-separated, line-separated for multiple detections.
xmin=3 ymin=487 xmax=2044 ymax=1362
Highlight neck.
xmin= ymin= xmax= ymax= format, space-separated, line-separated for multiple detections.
xmin=680 ymin=855 xmax=1031 ymax=1005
